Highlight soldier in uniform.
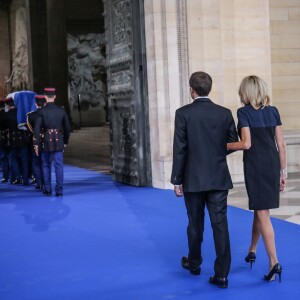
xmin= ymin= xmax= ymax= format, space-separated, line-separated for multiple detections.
xmin=0 ymin=98 xmax=10 ymax=182
xmin=27 ymin=95 xmax=46 ymax=190
xmin=3 ymin=97 xmax=30 ymax=185
xmin=33 ymin=88 xmax=70 ymax=196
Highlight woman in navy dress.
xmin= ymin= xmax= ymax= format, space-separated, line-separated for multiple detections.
xmin=227 ymin=75 xmax=286 ymax=282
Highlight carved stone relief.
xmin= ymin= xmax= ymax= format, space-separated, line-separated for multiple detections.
xmin=110 ymin=97 xmax=138 ymax=182
xmin=112 ymin=1 xmax=129 ymax=45
xmin=67 ymin=33 xmax=107 ymax=114
xmin=103 ymin=0 xmax=151 ymax=186
xmin=5 ymin=5 xmax=29 ymax=92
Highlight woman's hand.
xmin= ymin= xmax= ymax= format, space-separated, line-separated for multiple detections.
xmin=280 ymin=175 xmax=286 ymax=192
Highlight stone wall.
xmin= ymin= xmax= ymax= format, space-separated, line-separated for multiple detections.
xmin=270 ymin=0 xmax=300 ymax=173
xmin=270 ymin=0 xmax=300 ymax=130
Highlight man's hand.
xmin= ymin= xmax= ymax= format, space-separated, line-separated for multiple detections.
xmin=174 ymin=184 xmax=184 ymax=197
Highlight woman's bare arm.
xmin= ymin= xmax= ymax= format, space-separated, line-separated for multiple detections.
xmin=227 ymin=127 xmax=251 ymax=151
xmin=275 ymin=126 xmax=287 ymax=191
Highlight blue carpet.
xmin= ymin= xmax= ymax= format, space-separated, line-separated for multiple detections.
xmin=0 ymin=165 xmax=299 ymax=300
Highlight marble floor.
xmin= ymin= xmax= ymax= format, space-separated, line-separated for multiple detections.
xmin=65 ymin=126 xmax=300 ymax=226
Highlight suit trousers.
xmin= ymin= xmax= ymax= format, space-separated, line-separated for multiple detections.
xmin=42 ymin=151 xmax=64 ymax=194
xmin=184 ymin=190 xmax=231 ymax=277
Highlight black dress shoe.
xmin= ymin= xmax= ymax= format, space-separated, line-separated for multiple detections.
xmin=209 ymin=275 xmax=228 ymax=288
xmin=181 ymin=256 xmax=201 ymax=275
xmin=12 ymin=179 xmax=21 ymax=185
xmin=35 ymin=185 xmax=42 ymax=190
xmin=55 ymin=193 xmax=63 ymax=197
xmin=1 ymin=178 xmax=8 ymax=183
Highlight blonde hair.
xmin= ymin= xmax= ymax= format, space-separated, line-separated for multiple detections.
xmin=238 ymin=75 xmax=270 ymax=108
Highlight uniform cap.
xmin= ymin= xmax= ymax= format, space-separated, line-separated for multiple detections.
xmin=35 ymin=95 xmax=46 ymax=107
xmin=44 ymin=87 xmax=56 ymax=96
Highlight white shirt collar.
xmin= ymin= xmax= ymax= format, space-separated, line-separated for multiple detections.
xmin=194 ymin=96 xmax=209 ymax=100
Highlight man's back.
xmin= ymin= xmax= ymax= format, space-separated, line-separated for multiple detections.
xmin=39 ymin=103 xmax=69 ymax=130
xmin=171 ymin=98 xmax=237 ymax=192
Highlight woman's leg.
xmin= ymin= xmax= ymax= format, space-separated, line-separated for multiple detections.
xmin=256 ymin=209 xmax=278 ymax=268
xmin=248 ymin=211 xmax=261 ymax=253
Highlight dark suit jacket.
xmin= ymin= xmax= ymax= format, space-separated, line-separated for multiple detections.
xmin=171 ymin=98 xmax=238 ymax=192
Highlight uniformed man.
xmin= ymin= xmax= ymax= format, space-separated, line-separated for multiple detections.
xmin=3 ymin=97 xmax=30 ymax=185
xmin=33 ymin=88 xmax=70 ymax=196
xmin=0 ymin=98 xmax=10 ymax=182
xmin=27 ymin=95 xmax=46 ymax=190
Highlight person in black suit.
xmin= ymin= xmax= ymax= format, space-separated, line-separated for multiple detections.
xmin=171 ymin=71 xmax=238 ymax=288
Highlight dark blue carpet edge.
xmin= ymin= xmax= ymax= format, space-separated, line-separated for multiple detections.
xmin=0 ymin=164 xmax=299 ymax=300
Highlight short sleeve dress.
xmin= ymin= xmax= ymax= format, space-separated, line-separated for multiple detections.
xmin=237 ymin=105 xmax=282 ymax=210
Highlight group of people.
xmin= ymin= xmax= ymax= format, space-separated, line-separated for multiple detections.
xmin=0 ymin=88 xmax=70 ymax=196
xmin=0 ymin=73 xmax=287 ymax=288
xmin=171 ymin=72 xmax=286 ymax=288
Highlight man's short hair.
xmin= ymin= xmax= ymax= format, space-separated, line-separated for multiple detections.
xmin=189 ymin=72 xmax=212 ymax=96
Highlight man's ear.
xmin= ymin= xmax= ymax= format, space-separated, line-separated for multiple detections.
xmin=190 ymin=87 xmax=195 ymax=99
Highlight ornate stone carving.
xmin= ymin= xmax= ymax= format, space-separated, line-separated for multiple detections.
xmin=5 ymin=6 xmax=29 ymax=92
xmin=112 ymin=0 xmax=129 ymax=45
xmin=111 ymin=70 xmax=131 ymax=86
xmin=104 ymin=0 xmax=151 ymax=186
xmin=67 ymin=33 xmax=107 ymax=112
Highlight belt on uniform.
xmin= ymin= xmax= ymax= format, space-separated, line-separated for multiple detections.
xmin=45 ymin=129 xmax=63 ymax=133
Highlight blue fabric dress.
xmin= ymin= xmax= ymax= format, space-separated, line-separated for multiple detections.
xmin=237 ymin=105 xmax=282 ymax=210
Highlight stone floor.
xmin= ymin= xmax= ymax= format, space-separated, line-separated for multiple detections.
xmin=65 ymin=126 xmax=300 ymax=225
xmin=64 ymin=126 xmax=111 ymax=174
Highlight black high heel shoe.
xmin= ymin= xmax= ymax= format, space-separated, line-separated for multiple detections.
xmin=245 ymin=252 xmax=256 ymax=269
xmin=264 ymin=263 xmax=282 ymax=283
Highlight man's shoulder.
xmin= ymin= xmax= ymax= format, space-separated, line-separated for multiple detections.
xmin=44 ymin=103 xmax=64 ymax=112
xmin=212 ymin=103 xmax=233 ymax=115
xmin=176 ymin=103 xmax=194 ymax=113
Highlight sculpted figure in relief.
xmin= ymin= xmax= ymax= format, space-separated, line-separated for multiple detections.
xmin=67 ymin=33 xmax=107 ymax=112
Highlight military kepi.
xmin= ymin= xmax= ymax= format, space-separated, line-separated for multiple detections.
xmin=35 ymin=95 xmax=46 ymax=106
xmin=44 ymin=87 xmax=56 ymax=96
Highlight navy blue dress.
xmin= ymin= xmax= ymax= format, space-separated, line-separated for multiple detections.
xmin=237 ymin=105 xmax=282 ymax=210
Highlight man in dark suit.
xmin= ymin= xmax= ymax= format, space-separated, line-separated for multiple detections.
xmin=171 ymin=71 xmax=238 ymax=288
